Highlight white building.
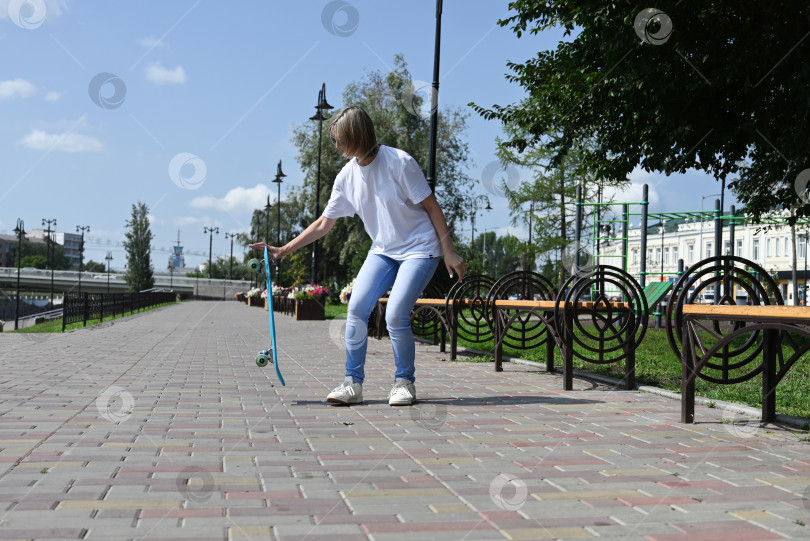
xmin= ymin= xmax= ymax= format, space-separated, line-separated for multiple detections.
xmin=598 ymin=215 xmax=809 ymax=305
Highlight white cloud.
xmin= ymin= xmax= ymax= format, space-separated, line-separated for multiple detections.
xmin=190 ymin=184 xmax=273 ymax=215
xmin=604 ymin=167 xmax=662 ymax=208
xmin=44 ymin=90 xmax=61 ymax=102
xmin=137 ymin=36 xmax=167 ymax=49
xmin=147 ymin=213 xmax=166 ymax=226
xmin=20 ymin=129 xmax=102 ymax=152
xmin=145 ymin=62 xmax=187 ymax=85
xmin=0 ymin=78 xmax=36 ymax=99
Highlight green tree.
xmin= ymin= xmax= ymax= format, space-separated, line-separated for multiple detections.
xmin=461 ymin=231 xmax=525 ymax=277
xmin=204 ymin=256 xmax=253 ymax=281
xmin=497 ymin=135 xmax=604 ymax=282
xmin=240 ymin=188 xmax=309 ymax=287
xmin=471 ymin=1 xmax=810 ymax=222
xmin=84 ymin=260 xmax=106 ymax=273
xmin=122 ymin=201 xmax=154 ymax=292
xmin=287 ymin=55 xmax=475 ymax=287
xmin=11 ymin=238 xmax=71 ymax=269
xmin=20 ymin=254 xmax=46 ymax=268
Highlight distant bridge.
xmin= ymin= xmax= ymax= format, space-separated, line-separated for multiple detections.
xmin=0 ymin=267 xmax=252 ymax=298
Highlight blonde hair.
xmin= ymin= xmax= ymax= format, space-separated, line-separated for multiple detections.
xmin=329 ymin=106 xmax=378 ymax=161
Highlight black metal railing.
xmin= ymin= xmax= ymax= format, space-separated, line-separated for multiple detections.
xmin=62 ymin=291 xmax=177 ymax=331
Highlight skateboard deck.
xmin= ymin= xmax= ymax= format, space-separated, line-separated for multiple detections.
xmin=252 ymin=248 xmax=285 ymax=386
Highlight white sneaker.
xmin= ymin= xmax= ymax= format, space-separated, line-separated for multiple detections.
xmin=388 ymin=378 xmax=416 ymax=406
xmin=327 ymin=378 xmax=363 ymax=405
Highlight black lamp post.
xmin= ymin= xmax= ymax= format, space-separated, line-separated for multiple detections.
xmin=309 ymin=82 xmax=334 ymax=284
xmin=13 ymin=219 xmax=25 ymax=331
xmin=272 ymin=159 xmax=286 ymax=281
xmin=224 ymin=232 xmax=236 ymax=280
xmin=42 ymin=218 xmax=56 ymax=306
xmin=105 ymin=251 xmax=113 ymax=294
xmin=523 ymin=201 xmax=535 ymax=271
xmin=264 ymin=195 xmax=272 ymax=245
xmin=469 ymin=195 xmax=492 ymax=249
xmin=426 ymin=0 xmax=443 ymax=193
xmin=204 ymin=226 xmax=219 ymax=279
xmin=76 ymin=225 xmax=90 ymax=295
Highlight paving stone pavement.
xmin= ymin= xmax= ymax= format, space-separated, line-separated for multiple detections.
xmin=1 ymin=301 xmax=809 ymax=541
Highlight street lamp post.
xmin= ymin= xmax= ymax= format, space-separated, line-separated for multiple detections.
xmin=521 ymin=201 xmax=535 ymax=271
xmin=309 ymin=82 xmax=334 ymax=285
xmin=204 ymin=226 xmax=219 ymax=279
xmin=223 ymin=232 xmax=236 ymax=300
xmin=468 ymin=195 xmax=492 ymax=249
xmin=482 ymin=228 xmax=488 ymax=273
xmin=426 ymin=0 xmax=443 ymax=193
xmin=13 ymin=219 xmax=25 ymax=331
xmin=105 ymin=251 xmax=113 ymax=294
xmin=224 ymin=233 xmax=236 ymax=281
xmin=264 ymin=195 xmax=272 ymax=247
xmin=76 ymin=225 xmax=90 ymax=295
xmin=272 ymin=160 xmax=286 ymax=281
xmin=42 ymin=218 xmax=56 ymax=306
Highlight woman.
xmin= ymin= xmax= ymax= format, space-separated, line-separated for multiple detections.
xmin=250 ymin=106 xmax=465 ymax=406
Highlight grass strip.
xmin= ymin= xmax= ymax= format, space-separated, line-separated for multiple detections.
xmin=11 ymin=302 xmax=178 ymax=333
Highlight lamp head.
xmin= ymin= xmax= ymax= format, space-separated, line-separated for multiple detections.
xmin=315 ymin=83 xmax=334 ymax=110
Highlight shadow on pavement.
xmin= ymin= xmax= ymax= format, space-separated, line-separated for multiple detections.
xmin=291 ymin=395 xmax=604 ymax=407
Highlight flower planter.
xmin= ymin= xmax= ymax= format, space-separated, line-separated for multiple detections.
xmin=295 ymin=300 xmax=325 ymax=321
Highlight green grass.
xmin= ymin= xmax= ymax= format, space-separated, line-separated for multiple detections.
xmin=11 ymin=302 xmax=178 ymax=333
xmin=325 ymin=301 xmax=348 ymax=319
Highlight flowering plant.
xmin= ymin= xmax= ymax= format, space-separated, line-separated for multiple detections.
xmin=340 ymin=280 xmax=354 ymax=304
xmin=246 ymin=287 xmax=263 ymax=298
xmin=289 ymin=284 xmax=331 ymax=301
xmin=271 ymin=284 xmax=285 ymax=296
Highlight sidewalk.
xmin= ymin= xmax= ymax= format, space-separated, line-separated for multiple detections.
xmin=0 ymin=301 xmax=808 ymax=540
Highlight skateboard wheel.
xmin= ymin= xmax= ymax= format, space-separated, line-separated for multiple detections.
xmin=256 ymin=351 xmax=269 ymax=367
xmin=248 ymin=258 xmax=261 ymax=272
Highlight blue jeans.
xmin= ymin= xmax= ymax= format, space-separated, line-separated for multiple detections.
xmin=344 ymin=253 xmax=439 ymax=384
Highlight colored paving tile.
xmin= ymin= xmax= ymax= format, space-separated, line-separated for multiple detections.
xmin=0 ymin=301 xmax=808 ymax=540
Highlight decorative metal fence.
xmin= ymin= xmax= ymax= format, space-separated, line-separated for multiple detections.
xmin=62 ymin=291 xmax=177 ymax=331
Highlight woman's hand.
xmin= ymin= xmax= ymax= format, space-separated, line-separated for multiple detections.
xmin=444 ymin=251 xmax=466 ymax=282
xmin=248 ymin=242 xmax=284 ymax=261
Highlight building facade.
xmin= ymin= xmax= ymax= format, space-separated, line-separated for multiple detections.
xmin=27 ymin=229 xmax=84 ymax=269
xmin=0 ymin=234 xmax=48 ymax=267
xmin=598 ymin=216 xmax=808 ymax=305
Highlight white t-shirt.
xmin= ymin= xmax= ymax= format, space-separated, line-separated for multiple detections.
xmin=323 ymin=145 xmax=442 ymax=260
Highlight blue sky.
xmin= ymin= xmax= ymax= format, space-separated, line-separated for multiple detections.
xmin=0 ymin=0 xmax=730 ymax=270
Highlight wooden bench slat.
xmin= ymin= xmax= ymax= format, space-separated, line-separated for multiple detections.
xmin=682 ymin=304 xmax=810 ymax=319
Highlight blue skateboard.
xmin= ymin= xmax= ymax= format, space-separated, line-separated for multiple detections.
xmin=248 ymin=248 xmax=285 ymax=386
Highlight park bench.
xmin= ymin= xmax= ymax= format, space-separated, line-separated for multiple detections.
xmin=665 ymin=255 xmax=810 ymax=423
xmin=374 ymin=278 xmax=486 ymax=350
xmin=377 ymin=266 xmax=649 ymax=392
xmin=486 ymin=266 xmax=648 ymax=390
